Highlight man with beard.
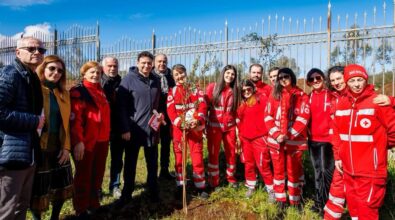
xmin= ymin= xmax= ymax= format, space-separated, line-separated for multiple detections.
xmin=249 ymin=64 xmax=271 ymax=97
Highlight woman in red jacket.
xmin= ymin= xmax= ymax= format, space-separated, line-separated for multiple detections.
xmin=332 ymin=64 xmax=395 ymax=220
xmin=205 ymin=65 xmax=240 ymax=189
xmin=306 ymin=68 xmax=334 ymax=215
xmin=166 ymin=64 xmax=208 ymax=199
xmin=264 ymin=68 xmax=310 ymax=209
xmin=70 ymin=61 xmax=110 ymax=218
xmin=237 ymin=79 xmax=274 ymax=200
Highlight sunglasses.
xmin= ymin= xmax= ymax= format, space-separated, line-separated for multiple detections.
xmin=242 ymin=87 xmax=253 ymax=93
xmin=47 ymin=66 xmax=64 ymax=74
xmin=278 ymin=75 xmax=290 ymax=81
xmin=19 ymin=47 xmax=47 ymax=54
xmin=308 ymin=75 xmax=323 ymax=83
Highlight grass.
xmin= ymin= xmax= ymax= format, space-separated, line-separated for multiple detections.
xmin=27 ymin=143 xmax=395 ymax=220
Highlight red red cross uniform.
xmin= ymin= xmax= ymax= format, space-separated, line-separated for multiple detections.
xmin=331 ymin=84 xmax=395 ymax=220
xmin=264 ymin=87 xmax=310 ymax=205
xmin=205 ymin=83 xmax=237 ymax=187
xmin=324 ymin=90 xmax=347 ymax=220
xmin=237 ymin=93 xmax=273 ymax=191
xmin=167 ymin=84 xmax=207 ymax=189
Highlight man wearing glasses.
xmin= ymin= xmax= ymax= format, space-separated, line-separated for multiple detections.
xmin=0 ymin=37 xmax=46 ymax=219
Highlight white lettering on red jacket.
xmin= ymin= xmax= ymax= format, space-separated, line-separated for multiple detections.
xmin=264 ymin=87 xmax=310 ymax=150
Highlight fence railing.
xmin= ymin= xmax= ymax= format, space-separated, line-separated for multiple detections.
xmin=1 ymin=1 xmax=395 ymax=94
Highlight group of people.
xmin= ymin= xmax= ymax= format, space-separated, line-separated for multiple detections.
xmin=0 ymin=36 xmax=394 ymax=220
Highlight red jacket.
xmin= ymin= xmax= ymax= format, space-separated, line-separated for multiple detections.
xmin=264 ymin=87 xmax=310 ymax=151
xmin=70 ymin=80 xmax=110 ymax=151
xmin=308 ymin=89 xmax=333 ymax=142
xmin=205 ymin=83 xmax=236 ymax=131
xmin=167 ymin=84 xmax=207 ymax=141
xmin=237 ymin=93 xmax=268 ymax=140
xmin=255 ymin=81 xmax=272 ymax=97
xmin=332 ymin=85 xmax=395 ymax=178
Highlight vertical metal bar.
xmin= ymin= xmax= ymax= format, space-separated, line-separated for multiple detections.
xmin=54 ymin=27 xmax=58 ymax=55
xmin=363 ymin=11 xmax=367 ymax=68
xmin=96 ymin=21 xmax=100 ymax=62
xmin=327 ymin=1 xmax=332 ymax=68
xmin=354 ymin=13 xmax=358 ymax=63
xmin=225 ymin=20 xmax=229 ymax=66
xmin=382 ymin=1 xmax=387 ymax=94
xmin=373 ymin=7 xmax=377 ymax=86
xmin=392 ymin=0 xmax=395 ymax=96
xmin=152 ymin=29 xmax=156 ymax=55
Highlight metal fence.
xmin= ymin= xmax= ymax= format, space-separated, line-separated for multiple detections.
xmin=1 ymin=1 xmax=395 ymax=94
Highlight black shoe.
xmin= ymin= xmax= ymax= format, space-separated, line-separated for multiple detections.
xmin=150 ymin=194 xmax=161 ymax=203
xmin=276 ymin=201 xmax=287 ymax=210
xmin=196 ymin=189 xmax=209 ymax=199
xmin=159 ymin=169 xmax=174 ymax=180
xmin=76 ymin=211 xmax=90 ymax=220
xmin=291 ymin=203 xmax=303 ymax=213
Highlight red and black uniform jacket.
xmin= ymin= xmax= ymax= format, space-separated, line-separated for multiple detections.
xmin=205 ymin=83 xmax=236 ymax=132
xmin=70 ymin=80 xmax=110 ymax=151
xmin=167 ymin=84 xmax=207 ymax=141
xmin=332 ymin=85 xmax=395 ymax=178
xmin=264 ymin=87 xmax=310 ymax=151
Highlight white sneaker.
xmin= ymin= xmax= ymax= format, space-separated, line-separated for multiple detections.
xmin=245 ymin=188 xmax=255 ymax=199
xmin=267 ymin=190 xmax=275 ymax=203
xmin=112 ymin=187 xmax=122 ymax=199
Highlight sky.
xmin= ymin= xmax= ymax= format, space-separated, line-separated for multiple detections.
xmin=0 ymin=0 xmax=392 ymax=47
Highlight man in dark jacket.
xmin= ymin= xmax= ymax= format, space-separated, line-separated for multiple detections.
xmin=117 ymin=51 xmax=161 ymax=203
xmin=0 ymin=37 xmax=45 ymax=219
xmin=153 ymin=54 xmax=175 ymax=180
xmin=100 ymin=57 xmax=123 ymax=199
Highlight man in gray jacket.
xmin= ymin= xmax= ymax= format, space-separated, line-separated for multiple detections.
xmin=0 ymin=37 xmax=45 ymax=220
xmin=117 ymin=51 xmax=161 ymax=203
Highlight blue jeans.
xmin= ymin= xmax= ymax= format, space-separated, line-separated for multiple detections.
xmin=109 ymin=135 xmax=125 ymax=191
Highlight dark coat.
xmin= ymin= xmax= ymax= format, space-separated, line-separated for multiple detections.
xmin=0 ymin=59 xmax=43 ymax=169
xmin=117 ymin=67 xmax=161 ymax=146
xmin=101 ymin=74 xmax=122 ymax=133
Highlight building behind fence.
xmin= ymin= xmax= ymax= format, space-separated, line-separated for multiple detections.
xmin=1 ymin=1 xmax=395 ymax=94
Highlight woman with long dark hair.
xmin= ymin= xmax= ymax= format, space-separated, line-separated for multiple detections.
xmin=264 ymin=68 xmax=310 ymax=209
xmin=205 ymin=65 xmax=240 ymax=189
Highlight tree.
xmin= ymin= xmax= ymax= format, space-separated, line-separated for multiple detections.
xmin=275 ymin=56 xmax=300 ymax=77
xmin=241 ymin=32 xmax=283 ymax=69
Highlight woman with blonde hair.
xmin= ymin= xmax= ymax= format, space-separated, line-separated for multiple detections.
xmin=31 ymin=55 xmax=73 ymax=220
xmin=69 ymin=61 xmax=110 ymax=218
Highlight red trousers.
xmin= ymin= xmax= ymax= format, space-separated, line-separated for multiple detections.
xmin=324 ymin=169 xmax=345 ymax=220
xmin=240 ymin=136 xmax=273 ymax=190
xmin=173 ymin=133 xmax=206 ymax=189
xmin=270 ymin=148 xmax=303 ymax=204
xmin=207 ymin=127 xmax=237 ymax=187
xmin=73 ymin=141 xmax=109 ymax=214
xmin=343 ymin=173 xmax=386 ymax=220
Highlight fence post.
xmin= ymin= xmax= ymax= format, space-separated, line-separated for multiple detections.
xmin=327 ymin=1 xmax=332 ymax=68
xmin=392 ymin=0 xmax=395 ymax=96
xmin=96 ymin=21 xmax=100 ymax=62
xmin=54 ymin=27 xmax=58 ymax=55
xmin=224 ymin=20 xmax=228 ymax=66
xmin=152 ymin=29 xmax=156 ymax=55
